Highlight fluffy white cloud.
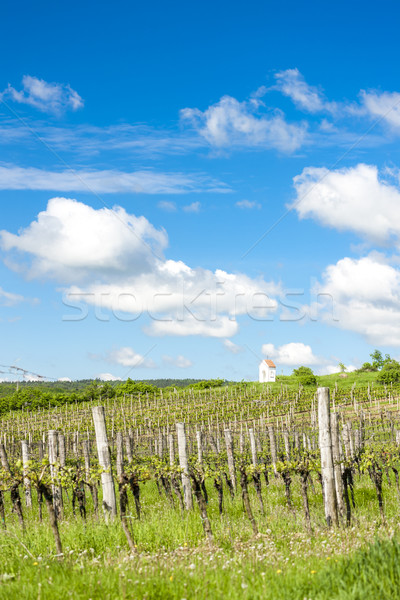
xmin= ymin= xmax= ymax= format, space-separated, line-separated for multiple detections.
xmin=1 ymin=75 xmax=83 ymax=114
xmin=70 ymin=264 xmax=279 ymax=338
xmin=359 ymin=90 xmax=400 ymax=129
xmin=162 ymin=355 xmax=193 ymax=368
xmin=236 ymin=200 xmax=261 ymax=210
xmin=0 ymin=197 xmax=168 ymax=282
xmin=58 ymin=377 xmax=72 ymax=382
xmin=292 ymin=164 xmax=400 ymax=245
xmin=2 ymin=198 xmax=280 ymax=337
xmin=274 ymin=68 xmax=336 ymax=114
xmin=261 ymin=342 xmax=320 ymax=365
xmin=107 ymin=347 xmax=156 ymax=369
xmin=312 ymin=254 xmax=400 ymax=346
xmin=223 ymin=339 xmax=243 ymax=354
xmin=181 ymin=95 xmax=307 ymax=152
xmin=96 ymin=373 xmax=122 ymax=381
xmin=0 ymin=165 xmax=229 ymax=195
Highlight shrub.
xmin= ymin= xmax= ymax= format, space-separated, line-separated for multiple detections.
xmin=377 ymin=360 xmax=400 ymax=383
xmin=356 ymin=362 xmax=378 ymax=373
xmin=292 ymin=366 xmax=317 ymax=386
xmin=191 ymin=379 xmax=225 ymax=390
xmin=116 ymin=378 xmax=158 ymax=395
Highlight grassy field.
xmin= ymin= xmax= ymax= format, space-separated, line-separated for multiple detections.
xmin=0 ymin=376 xmax=398 ymax=599
xmin=1 ymin=466 xmax=400 ymax=599
xmin=271 ymin=370 xmax=380 ymax=392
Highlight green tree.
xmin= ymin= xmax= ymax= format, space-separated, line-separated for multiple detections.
xmin=292 ymin=366 xmax=316 ymax=386
xmin=192 ymin=379 xmax=225 ymax=390
xmin=377 ymin=359 xmax=400 ymax=383
xmin=117 ymin=378 xmax=158 ymax=395
xmin=338 ymin=362 xmax=346 ymax=373
xmin=383 ymin=353 xmax=392 ymax=366
xmin=370 ymin=350 xmax=384 ymax=370
xmin=357 ymin=362 xmax=377 ymax=372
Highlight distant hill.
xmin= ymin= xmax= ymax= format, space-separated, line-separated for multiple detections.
xmin=0 ymin=377 xmax=223 ymax=398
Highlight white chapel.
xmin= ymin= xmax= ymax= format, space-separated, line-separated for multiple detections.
xmin=259 ymin=359 xmax=276 ymax=383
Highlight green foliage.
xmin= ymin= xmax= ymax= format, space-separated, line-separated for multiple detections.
xmin=0 ymin=379 xmax=119 ymax=414
xmin=357 ymin=362 xmax=378 ymax=373
xmin=377 ymin=359 xmax=400 ymax=383
xmin=83 ymin=380 xmax=116 ymax=401
xmin=139 ymin=378 xmax=207 ymax=389
xmin=369 ymin=349 xmax=392 ymax=371
xmin=116 ymin=378 xmax=159 ymax=395
xmin=370 ymin=349 xmax=384 ymax=369
xmin=191 ymin=379 xmax=226 ymax=390
xmin=292 ymin=366 xmax=317 ymax=386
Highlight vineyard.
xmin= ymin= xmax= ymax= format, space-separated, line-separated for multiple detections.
xmin=1 ymin=381 xmax=400 ymax=599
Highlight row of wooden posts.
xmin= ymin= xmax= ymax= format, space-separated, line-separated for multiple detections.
xmin=94 ymin=387 xmax=342 ymax=526
xmin=5 ymin=388 xmax=343 ymax=527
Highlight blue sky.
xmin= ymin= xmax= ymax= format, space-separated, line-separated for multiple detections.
xmin=1 ymin=0 xmax=400 ymax=382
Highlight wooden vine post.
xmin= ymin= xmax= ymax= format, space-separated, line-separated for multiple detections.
xmin=0 ymin=443 xmax=24 ymax=529
xmin=224 ymin=428 xmax=236 ymax=491
xmin=176 ymin=422 xmax=193 ymax=510
xmin=48 ymin=430 xmax=63 ymax=519
xmin=21 ymin=440 xmax=32 ymax=508
xmin=330 ymin=412 xmax=345 ymax=518
xmin=92 ymin=406 xmax=117 ymax=519
xmin=317 ymin=387 xmax=339 ymax=527
xmin=116 ymin=432 xmax=136 ymax=552
xmin=268 ymin=425 xmax=278 ymax=477
xmin=249 ymin=428 xmax=266 ymax=513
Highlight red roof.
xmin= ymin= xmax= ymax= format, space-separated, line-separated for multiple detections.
xmin=263 ymin=359 xmax=276 ymax=368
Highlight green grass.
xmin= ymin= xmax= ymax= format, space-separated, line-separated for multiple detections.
xmin=2 ymin=537 xmax=400 ymax=600
xmin=251 ymin=369 xmax=381 ymax=393
xmin=1 ymin=470 xmax=400 ymax=599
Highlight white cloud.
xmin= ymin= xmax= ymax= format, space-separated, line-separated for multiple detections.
xmin=274 ymin=68 xmax=336 ymax=114
xmin=311 ymin=254 xmax=400 ymax=346
xmin=0 ymin=287 xmax=26 ymax=306
xmin=223 ymin=339 xmax=243 ymax=354
xmin=292 ymin=163 xmax=400 ymax=245
xmin=183 ymin=201 xmax=201 ymax=213
xmin=261 ymin=342 xmax=320 ymax=365
xmin=162 ymin=355 xmax=193 ymax=368
xmin=1 ymin=198 xmax=280 ymax=338
xmin=0 ymin=287 xmax=39 ymax=307
xmin=359 ymin=90 xmax=400 ymax=129
xmin=71 ymin=265 xmax=279 ymax=338
xmin=96 ymin=373 xmax=122 ymax=381
xmin=0 ymin=120 xmax=204 ymax=159
xmin=1 ymin=75 xmax=83 ymax=114
xmin=0 ymin=165 xmax=229 ymax=195
xmin=107 ymin=347 xmax=156 ymax=369
xmin=0 ymin=197 xmax=168 ymax=282
xmin=235 ymin=199 xmax=261 ymax=210
xmin=58 ymin=377 xmax=72 ymax=382
xmin=158 ymin=200 xmax=177 ymax=212
xmin=148 ymin=315 xmax=238 ymax=338
xmin=181 ymin=94 xmax=307 ymax=152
